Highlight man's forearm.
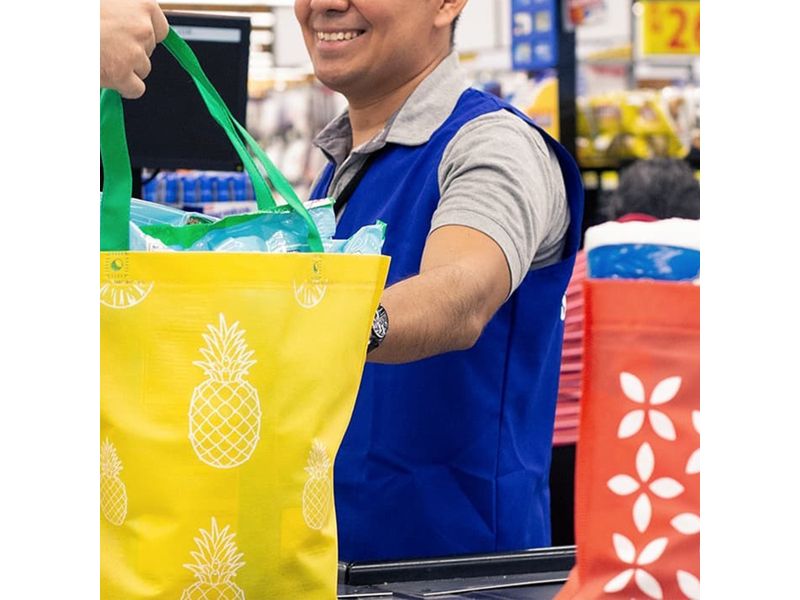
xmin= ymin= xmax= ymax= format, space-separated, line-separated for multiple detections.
xmin=367 ymin=263 xmax=495 ymax=364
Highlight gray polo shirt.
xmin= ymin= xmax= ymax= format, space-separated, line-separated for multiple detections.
xmin=311 ymin=52 xmax=569 ymax=292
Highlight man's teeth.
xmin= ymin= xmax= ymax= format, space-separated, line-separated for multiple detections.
xmin=316 ymin=31 xmax=363 ymax=42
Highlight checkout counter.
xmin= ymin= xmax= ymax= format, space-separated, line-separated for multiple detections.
xmin=337 ymin=546 xmax=574 ymax=599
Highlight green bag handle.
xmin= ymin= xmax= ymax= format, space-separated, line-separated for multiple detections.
xmin=100 ymin=27 xmax=324 ymax=252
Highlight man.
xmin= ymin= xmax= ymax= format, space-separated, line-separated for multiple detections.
xmin=295 ymin=0 xmax=584 ymax=561
xmin=101 ymin=0 xmax=169 ymax=98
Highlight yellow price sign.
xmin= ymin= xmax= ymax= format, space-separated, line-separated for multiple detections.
xmin=641 ymin=0 xmax=700 ymax=56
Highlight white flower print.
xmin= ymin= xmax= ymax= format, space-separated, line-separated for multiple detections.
xmin=603 ymin=534 xmax=669 ymax=599
xmin=677 ymin=569 xmax=701 ymax=599
xmin=686 ymin=410 xmax=700 ymax=474
xmin=607 ymin=443 xmax=685 ymax=532
xmin=671 ymin=513 xmax=701 ymax=535
xmin=618 ymin=373 xmax=681 ymax=440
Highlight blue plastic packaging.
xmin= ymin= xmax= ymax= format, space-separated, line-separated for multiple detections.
xmin=584 ymin=218 xmax=700 ymax=281
xmin=587 ymin=244 xmax=700 ymax=281
xmin=129 ymin=198 xmax=217 ymax=227
xmin=136 ymin=197 xmax=386 ymax=255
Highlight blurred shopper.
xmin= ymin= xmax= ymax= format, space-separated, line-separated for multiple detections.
xmin=101 ymin=0 xmax=169 ymax=99
xmin=295 ymin=0 xmax=584 ymax=561
xmin=549 ymin=157 xmax=700 ymax=545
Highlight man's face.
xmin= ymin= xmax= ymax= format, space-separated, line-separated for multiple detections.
xmin=294 ymin=0 xmax=446 ymax=101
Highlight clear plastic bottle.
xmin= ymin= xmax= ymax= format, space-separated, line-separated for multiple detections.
xmin=217 ymin=174 xmax=233 ymax=202
xmin=233 ymin=173 xmax=247 ymax=201
xmin=200 ymin=174 xmax=214 ymax=204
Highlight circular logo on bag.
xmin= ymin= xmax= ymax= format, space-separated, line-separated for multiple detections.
xmin=294 ymin=259 xmax=328 ymax=309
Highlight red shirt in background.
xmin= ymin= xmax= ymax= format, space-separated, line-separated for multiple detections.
xmin=553 ymin=250 xmax=586 ymax=446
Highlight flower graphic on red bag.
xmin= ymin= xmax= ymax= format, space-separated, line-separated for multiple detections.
xmin=607 ymin=442 xmax=684 ymax=533
xmin=617 ymin=373 xmax=681 ymax=440
xmin=685 ymin=410 xmax=700 ymax=474
xmin=676 ymin=569 xmax=701 ymax=599
xmin=603 ymin=534 xmax=669 ymax=599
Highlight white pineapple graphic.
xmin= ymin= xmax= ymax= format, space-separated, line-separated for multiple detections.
xmin=100 ymin=255 xmax=153 ymax=309
xmin=100 ymin=438 xmax=128 ymax=526
xmin=293 ymin=260 xmax=327 ymax=309
xmin=189 ymin=314 xmax=262 ymax=469
xmin=100 ymin=280 xmax=154 ymax=309
xmin=302 ymin=439 xmax=333 ymax=530
xmin=181 ymin=517 xmax=246 ymax=600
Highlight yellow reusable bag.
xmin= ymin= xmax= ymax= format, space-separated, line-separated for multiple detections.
xmin=100 ymin=29 xmax=389 ymax=599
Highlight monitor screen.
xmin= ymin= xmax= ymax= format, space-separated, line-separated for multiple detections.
xmin=122 ymin=13 xmax=251 ymax=171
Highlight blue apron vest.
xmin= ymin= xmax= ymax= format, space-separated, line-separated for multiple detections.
xmin=312 ymin=88 xmax=584 ymax=561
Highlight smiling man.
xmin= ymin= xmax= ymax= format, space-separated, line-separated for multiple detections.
xmin=295 ymin=0 xmax=584 ymax=562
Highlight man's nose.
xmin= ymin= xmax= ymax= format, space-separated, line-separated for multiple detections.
xmin=307 ymin=0 xmax=350 ymax=13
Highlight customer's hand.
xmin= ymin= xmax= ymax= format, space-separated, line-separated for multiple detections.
xmin=100 ymin=0 xmax=169 ymax=99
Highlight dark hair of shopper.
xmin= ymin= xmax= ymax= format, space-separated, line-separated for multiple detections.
xmin=611 ymin=158 xmax=700 ymax=221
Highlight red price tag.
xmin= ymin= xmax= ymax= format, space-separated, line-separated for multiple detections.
xmin=642 ymin=1 xmax=700 ymax=56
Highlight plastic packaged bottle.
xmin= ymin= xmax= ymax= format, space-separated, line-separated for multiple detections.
xmin=142 ymin=177 xmax=158 ymax=202
xmin=164 ymin=173 xmax=179 ymax=205
xmin=182 ymin=173 xmax=199 ymax=206
xmin=199 ymin=175 xmax=215 ymax=204
xmin=217 ymin=174 xmax=233 ymax=202
xmin=233 ymin=173 xmax=247 ymax=201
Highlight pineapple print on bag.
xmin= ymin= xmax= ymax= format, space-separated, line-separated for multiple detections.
xmin=181 ymin=517 xmax=246 ymax=600
xmin=293 ymin=259 xmax=327 ymax=309
xmin=189 ymin=314 xmax=262 ymax=469
xmin=302 ymin=439 xmax=333 ymax=530
xmin=100 ymin=255 xmax=153 ymax=309
xmin=100 ymin=280 xmax=154 ymax=309
xmin=100 ymin=438 xmax=128 ymax=526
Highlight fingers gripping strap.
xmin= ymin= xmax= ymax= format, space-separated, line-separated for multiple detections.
xmin=100 ymin=27 xmax=324 ymax=252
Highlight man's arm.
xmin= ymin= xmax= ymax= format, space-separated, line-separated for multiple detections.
xmin=365 ymin=110 xmax=568 ymax=364
xmin=367 ymin=224 xmax=510 ymax=364
xmin=100 ymin=0 xmax=169 ymax=99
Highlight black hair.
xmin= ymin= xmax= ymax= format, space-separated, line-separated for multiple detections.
xmin=610 ymin=158 xmax=700 ymax=220
xmin=451 ymin=15 xmax=460 ymax=46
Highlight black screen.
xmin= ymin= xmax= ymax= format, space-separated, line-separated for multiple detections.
xmin=122 ymin=13 xmax=251 ymax=171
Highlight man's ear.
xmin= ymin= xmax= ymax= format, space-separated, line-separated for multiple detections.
xmin=434 ymin=0 xmax=468 ymax=30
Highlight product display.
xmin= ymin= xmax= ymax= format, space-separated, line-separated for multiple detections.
xmin=576 ymin=90 xmax=690 ymax=167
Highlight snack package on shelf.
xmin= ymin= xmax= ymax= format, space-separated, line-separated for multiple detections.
xmin=576 ymin=89 xmax=690 ymax=167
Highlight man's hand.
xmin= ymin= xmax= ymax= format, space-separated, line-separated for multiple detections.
xmin=100 ymin=0 xmax=169 ymax=99
xmin=367 ymin=225 xmax=511 ymax=364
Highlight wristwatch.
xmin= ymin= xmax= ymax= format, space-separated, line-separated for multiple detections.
xmin=367 ymin=304 xmax=389 ymax=353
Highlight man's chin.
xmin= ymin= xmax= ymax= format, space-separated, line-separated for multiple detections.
xmin=313 ymin=69 xmax=356 ymax=96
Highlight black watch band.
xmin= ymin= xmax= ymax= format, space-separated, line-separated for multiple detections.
xmin=368 ymin=304 xmax=389 ymax=353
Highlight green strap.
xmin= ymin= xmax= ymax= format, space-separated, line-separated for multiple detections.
xmin=160 ymin=31 xmax=276 ymax=211
xmin=99 ymin=27 xmax=324 ymax=252
xmin=100 ymin=90 xmax=132 ymax=251
xmin=161 ymin=30 xmax=323 ymax=252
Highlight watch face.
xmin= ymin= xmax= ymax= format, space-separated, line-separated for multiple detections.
xmin=373 ymin=307 xmax=389 ymax=339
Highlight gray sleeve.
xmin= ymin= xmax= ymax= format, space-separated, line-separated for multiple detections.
xmin=431 ymin=110 xmax=569 ymax=293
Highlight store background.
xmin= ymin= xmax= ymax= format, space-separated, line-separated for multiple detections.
xmin=137 ymin=0 xmax=700 ymax=230
xmin=1 ymin=0 xmax=798 ymax=597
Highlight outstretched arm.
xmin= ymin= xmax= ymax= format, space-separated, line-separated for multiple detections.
xmin=367 ymin=224 xmax=510 ymax=364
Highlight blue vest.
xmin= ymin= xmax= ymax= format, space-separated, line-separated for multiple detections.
xmin=312 ymin=89 xmax=584 ymax=561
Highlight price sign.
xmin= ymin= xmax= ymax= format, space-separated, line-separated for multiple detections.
xmin=641 ymin=0 xmax=700 ymax=56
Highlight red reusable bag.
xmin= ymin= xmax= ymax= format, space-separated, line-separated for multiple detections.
xmin=556 ymin=279 xmax=700 ymax=600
